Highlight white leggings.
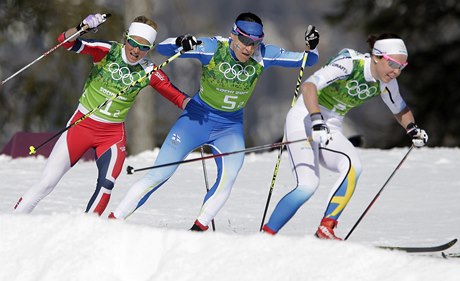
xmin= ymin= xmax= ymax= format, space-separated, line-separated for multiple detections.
xmin=14 ymin=133 xmax=72 ymax=213
xmin=265 ymin=102 xmax=363 ymax=232
xmin=286 ymin=103 xmax=362 ymax=205
xmin=14 ymin=113 xmax=126 ymax=214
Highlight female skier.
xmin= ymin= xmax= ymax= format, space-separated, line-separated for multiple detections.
xmin=263 ymin=33 xmax=428 ymax=239
xmin=14 ymin=14 xmax=190 ymax=215
xmin=109 ymin=12 xmax=320 ymax=231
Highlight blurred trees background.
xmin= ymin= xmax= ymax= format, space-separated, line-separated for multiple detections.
xmin=0 ymin=0 xmax=459 ymax=155
xmin=0 ymin=0 xmax=125 ymax=149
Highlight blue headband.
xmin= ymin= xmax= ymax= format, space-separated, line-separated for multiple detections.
xmin=233 ymin=20 xmax=264 ymax=38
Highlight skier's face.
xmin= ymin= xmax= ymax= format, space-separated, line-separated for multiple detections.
xmin=372 ymin=54 xmax=407 ymax=83
xmin=230 ymin=33 xmax=257 ymax=62
xmin=125 ymin=35 xmax=152 ymax=63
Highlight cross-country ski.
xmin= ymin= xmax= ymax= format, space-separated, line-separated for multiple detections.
xmin=378 ymin=239 xmax=457 ymax=253
xmin=442 ymin=252 xmax=460 ymax=259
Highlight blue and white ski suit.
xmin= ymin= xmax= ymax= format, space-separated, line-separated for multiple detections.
xmin=112 ymin=36 xmax=318 ymax=226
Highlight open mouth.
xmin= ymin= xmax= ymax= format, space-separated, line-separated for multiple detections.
xmin=242 ymin=51 xmax=251 ymax=57
xmin=387 ymin=73 xmax=396 ymax=80
xmin=129 ymin=51 xmax=139 ymax=61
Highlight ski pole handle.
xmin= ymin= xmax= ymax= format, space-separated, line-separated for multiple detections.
xmin=80 ymin=13 xmax=112 ymax=31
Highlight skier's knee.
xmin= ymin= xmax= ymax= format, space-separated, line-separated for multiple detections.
xmin=293 ymin=185 xmax=317 ymax=201
xmin=97 ymin=177 xmax=115 ymax=191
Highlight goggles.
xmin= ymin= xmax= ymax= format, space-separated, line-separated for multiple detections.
xmin=381 ymin=54 xmax=408 ymax=70
xmin=234 ymin=26 xmax=264 ymax=46
xmin=126 ymin=35 xmax=153 ymax=51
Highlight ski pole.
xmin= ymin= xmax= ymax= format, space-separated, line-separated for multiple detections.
xmin=1 ymin=14 xmax=111 ymax=86
xmin=28 ymin=48 xmax=184 ymax=155
xmin=126 ymin=137 xmax=312 ymax=175
xmin=200 ymin=146 xmax=216 ymax=231
xmin=344 ymin=145 xmax=414 ymax=240
xmin=259 ymin=51 xmax=309 ymax=231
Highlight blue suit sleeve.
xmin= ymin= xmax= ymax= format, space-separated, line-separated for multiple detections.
xmin=261 ymin=44 xmax=319 ymax=69
xmin=157 ymin=37 xmax=217 ymax=65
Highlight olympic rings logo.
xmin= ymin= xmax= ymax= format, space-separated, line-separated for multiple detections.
xmin=219 ymin=62 xmax=256 ymax=82
xmin=107 ymin=62 xmax=143 ymax=86
xmin=346 ymin=80 xmax=378 ymax=100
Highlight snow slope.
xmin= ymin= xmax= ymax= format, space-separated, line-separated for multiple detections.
xmin=1 ymin=147 xmax=459 ymax=280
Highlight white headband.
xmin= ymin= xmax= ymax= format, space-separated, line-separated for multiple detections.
xmin=372 ymin=38 xmax=408 ymax=56
xmin=127 ymin=22 xmax=157 ymax=45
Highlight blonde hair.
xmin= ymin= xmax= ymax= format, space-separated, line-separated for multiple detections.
xmin=132 ymin=16 xmax=158 ymax=31
xmin=124 ymin=16 xmax=158 ymax=43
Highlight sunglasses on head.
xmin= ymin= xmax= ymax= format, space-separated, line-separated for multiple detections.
xmin=234 ymin=27 xmax=263 ymax=47
xmin=126 ymin=35 xmax=153 ymax=51
xmin=381 ymin=54 xmax=408 ymax=70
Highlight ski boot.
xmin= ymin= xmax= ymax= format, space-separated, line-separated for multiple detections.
xmin=315 ymin=218 xmax=342 ymax=240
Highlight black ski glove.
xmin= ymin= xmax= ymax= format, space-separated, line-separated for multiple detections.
xmin=305 ymin=25 xmax=320 ymax=50
xmin=175 ymin=34 xmax=201 ymax=52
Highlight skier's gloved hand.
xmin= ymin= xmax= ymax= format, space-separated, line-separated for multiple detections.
xmin=77 ymin=14 xmax=105 ymax=32
xmin=406 ymin=122 xmax=428 ymax=147
xmin=175 ymin=34 xmax=201 ymax=52
xmin=308 ymin=112 xmax=331 ymax=146
xmin=305 ymin=25 xmax=320 ymax=50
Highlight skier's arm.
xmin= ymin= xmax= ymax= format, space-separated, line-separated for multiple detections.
xmin=58 ymin=14 xmax=110 ymax=63
xmin=157 ymin=37 xmax=217 ymax=65
xmin=394 ymin=106 xmax=415 ymax=128
xmin=57 ymin=33 xmax=111 ymax=63
xmin=262 ymin=25 xmax=320 ymax=69
xmin=149 ymin=69 xmax=190 ymax=110
xmin=261 ymin=44 xmax=319 ymax=69
xmin=382 ymin=80 xmax=428 ymax=147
